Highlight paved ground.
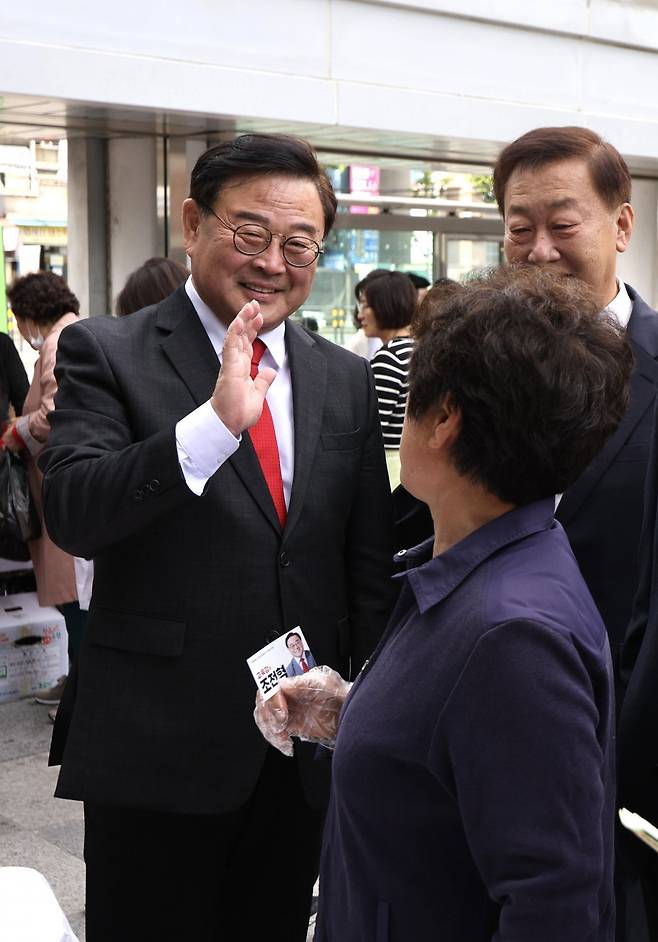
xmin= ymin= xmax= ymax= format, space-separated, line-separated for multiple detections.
xmin=0 ymin=696 xmax=86 ymax=939
xmin=0 ymin=695 xmax=317 ymax=941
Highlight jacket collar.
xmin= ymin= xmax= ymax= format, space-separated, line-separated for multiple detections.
xmin=398 ymin=498 xmax=556 ymax=614
xmin=157 ymin=287 xmax=219 ymax=406
xmin=626 ymin=283 xmax=658 ymax=359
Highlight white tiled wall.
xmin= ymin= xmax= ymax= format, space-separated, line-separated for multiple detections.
xmin=2 ymin=0 xmax=658 ymax=164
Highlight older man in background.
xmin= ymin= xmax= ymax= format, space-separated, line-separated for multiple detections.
xmin=493 ymin=126 xmax=658 ymax=942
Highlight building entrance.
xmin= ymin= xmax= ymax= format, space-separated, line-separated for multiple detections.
xmin=297 ymin=212 xmax=503 ymax=346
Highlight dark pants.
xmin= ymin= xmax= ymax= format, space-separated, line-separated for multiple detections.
xmin=83 ymin=748 xmax=323 ymax=942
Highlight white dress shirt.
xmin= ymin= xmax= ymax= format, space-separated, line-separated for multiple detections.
xmin=605 ymin=278 xmax=633 ymax=330
xmin=175 ymin=277 xmax=295 ymax=500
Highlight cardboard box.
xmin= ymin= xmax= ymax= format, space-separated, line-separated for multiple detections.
xmin=0 ymin=593 xmax=68 ymax=703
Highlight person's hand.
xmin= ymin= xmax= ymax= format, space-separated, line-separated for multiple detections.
xmin=254 ymin=666 xmax=352 ymax=757
xmin=0 ymin=420 xmax=22 ymax=453
xmin=211 ymin=300 xmax=277 ymax=437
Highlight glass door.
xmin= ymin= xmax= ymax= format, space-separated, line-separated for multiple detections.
xmin=443 ymin=235 xmax=503 ymax=281
xmin=294 ymin=215 xmax=504 ymax=346
xmin=297 ymin=226 xmax=434 ymax=345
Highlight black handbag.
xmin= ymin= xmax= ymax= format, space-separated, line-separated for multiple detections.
xmin=0 ymin=450 xmax=41 ymax=560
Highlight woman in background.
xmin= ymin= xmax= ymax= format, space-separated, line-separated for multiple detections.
xmin=116 ymin=256 xmax=188 ymax=316
xmin=345 ymin=269 xmax=387 ymax=360
xmin=358 ymin=270 xmax=418 ymax=487
xmin=2 ymin=272 xmax=83 ymax=716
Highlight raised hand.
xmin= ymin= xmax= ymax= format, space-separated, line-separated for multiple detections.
xmin=210 ymin=300 xmax=277 ymax=437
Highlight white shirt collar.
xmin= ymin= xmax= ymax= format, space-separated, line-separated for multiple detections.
xmin=185 ymin=275 xmax=286 ymax=366
xmin=605 ymin=279 xmax=633 ymax=330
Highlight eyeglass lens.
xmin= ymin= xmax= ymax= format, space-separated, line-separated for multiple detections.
xmin=234 ymin=224 xmax=319 ymax=267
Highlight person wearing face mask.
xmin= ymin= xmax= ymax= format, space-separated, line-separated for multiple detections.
xmin=3 ymin=272 xmax=85 ymax=717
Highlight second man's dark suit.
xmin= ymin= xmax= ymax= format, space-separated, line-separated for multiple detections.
xmin=556 ymin=286 xmax=658 ymax=666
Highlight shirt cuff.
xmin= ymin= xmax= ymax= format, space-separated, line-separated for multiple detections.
xmin=16 ymin=415 xmax=42 ymax=456
xmin=176 ymin=401 xmax=240 ymax=496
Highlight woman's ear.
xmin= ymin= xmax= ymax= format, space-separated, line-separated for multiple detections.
xmin=428 ymin=398 xmax=461 ymax=451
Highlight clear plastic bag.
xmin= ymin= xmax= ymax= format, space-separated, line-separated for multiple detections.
xmin=254 ymin=665 xmax=351 ymax=757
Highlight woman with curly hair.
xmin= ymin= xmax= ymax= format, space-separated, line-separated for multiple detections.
xmin=3 ymin=271 xmax=84 ymax=713
xmin=259 ymin=266 xmax=632 ymax=942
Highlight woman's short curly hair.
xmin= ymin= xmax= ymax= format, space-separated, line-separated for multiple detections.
xmin=408 ymin=266 xmax=633 ymax=505
xmin=8 ymin=271 xmax=80 ymax=325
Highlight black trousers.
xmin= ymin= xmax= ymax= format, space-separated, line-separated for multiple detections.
xmin=84 ymin=748 xmax=323 ymax=942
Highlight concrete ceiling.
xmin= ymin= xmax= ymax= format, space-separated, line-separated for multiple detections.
xmin=0 ymin=91 xmax=500 ymax=174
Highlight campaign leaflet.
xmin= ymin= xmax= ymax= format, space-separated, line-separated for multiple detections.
xmin=247 ymin=627 xmax=316 ymax=701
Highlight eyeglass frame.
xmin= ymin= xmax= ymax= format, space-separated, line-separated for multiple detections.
xmin=196 ymin=200 xmax=324 ymax=268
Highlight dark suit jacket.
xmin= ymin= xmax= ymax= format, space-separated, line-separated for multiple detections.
xmin=40 ymin=287 xmax=395 ymax=815
xmin=556 ymin=286 xmax=658 ymax=665
xmin=392 ymin=286 xmax=658 ymax=671
xmin=618 ymin=395 xmax=658 ymax=827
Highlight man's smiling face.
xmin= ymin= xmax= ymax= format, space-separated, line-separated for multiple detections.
xmin=503 ymin=157 xmax=633 ymax=310
xmin=286 ymin=634 xmax=304 ymax=658
xmin=182 ymin=174 xmax=324 ymax=331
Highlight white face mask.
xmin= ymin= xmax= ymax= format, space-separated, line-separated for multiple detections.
xmin=28 ymin=331 xmax=44 ymax=351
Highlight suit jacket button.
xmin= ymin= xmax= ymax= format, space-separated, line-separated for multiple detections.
xmin=133 ymin=488 xmax=144 ymax=501
xmin=279 ymin=552 xmax=290 ymax=567
xmin=265 ymin=630 xmax=280 ymax=643
xmin=149 ymin=479 xmax=160 ymax=491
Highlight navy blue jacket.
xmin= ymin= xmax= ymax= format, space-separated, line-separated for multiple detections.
xmin=316 ymin=499 xmax=615 ymax=942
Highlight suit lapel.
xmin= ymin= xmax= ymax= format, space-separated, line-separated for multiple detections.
xmin=556 ymin=340 xmax=658 ymax=525
xmin=285 ymin=322 xmax=326 ymax=536
xmin=157 ymin=288 xmax=219 ymax=406
xmin=557 ymin=289 xmax=658 ymax=525
xmin=157 ymin=287 xmax=282 ymax=533
xmin=626 ymin=285 xmax=658 ymax=359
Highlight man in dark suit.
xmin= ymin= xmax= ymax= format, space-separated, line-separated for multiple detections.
xmin=495 ymin=126 xmax=658 ymax=942
xmin=397 ymin=129 xmax=658 ymax=654
xmin=493 ymin=126 xmax=658 ymax=679
xmin=391 ymin=126 xmax=658 ymax=939
xmin=40 ymin=134 xmax=394 ymax=942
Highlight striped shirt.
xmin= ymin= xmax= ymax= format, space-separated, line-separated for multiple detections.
xmin=370 ymin=336 xmax=414 ymax=449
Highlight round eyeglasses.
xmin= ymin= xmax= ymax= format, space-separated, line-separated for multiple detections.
xmin=199 ymin=202 xmax=323 ymax=268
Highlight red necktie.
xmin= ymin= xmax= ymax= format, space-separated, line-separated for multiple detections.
xmin=300 ymin=657 xmax=309 ymax=673
xmin=249 ymin=339 xmax=287 ymax=528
